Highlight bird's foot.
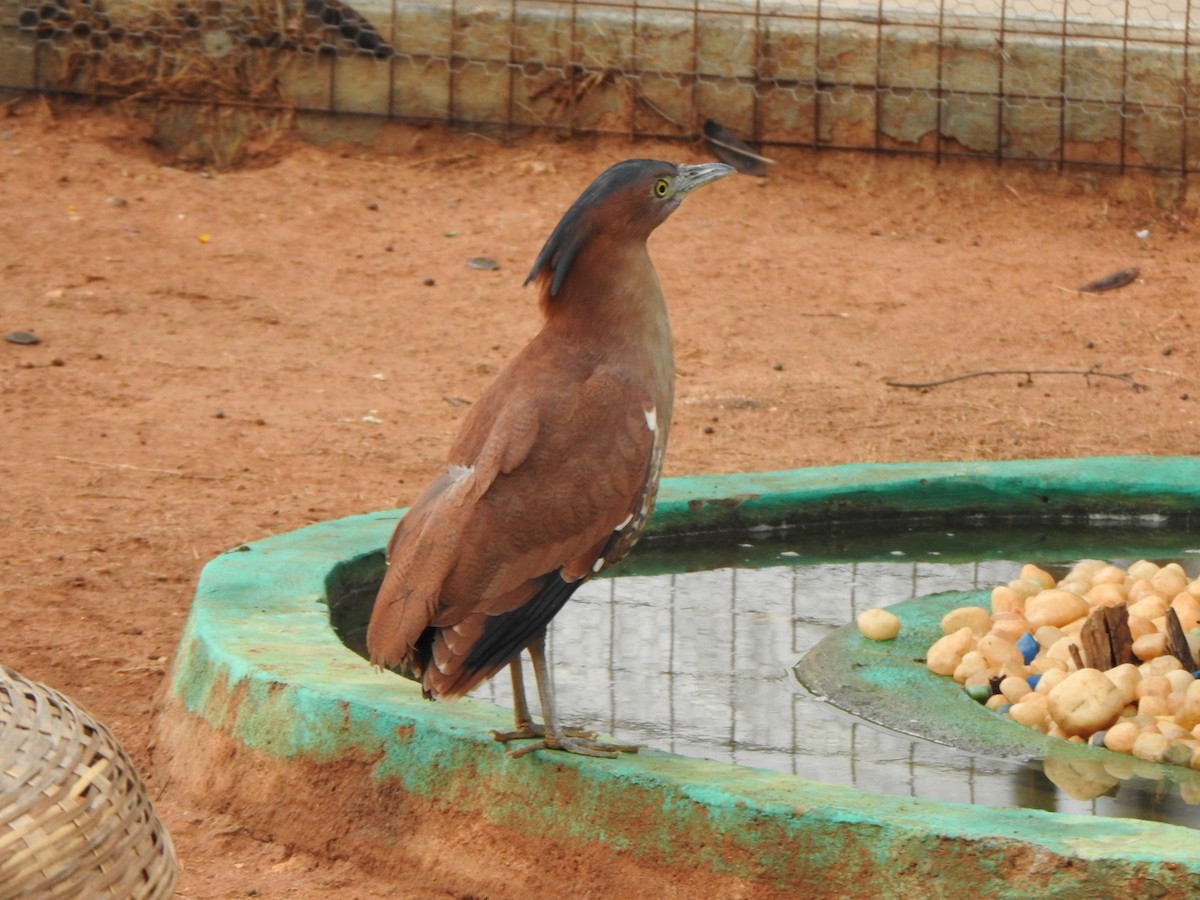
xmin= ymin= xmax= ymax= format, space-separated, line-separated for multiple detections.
xmin=491 ymin=720 xmax=595 ymax=744
xmin=504 ymin=734 xmax=640 ymax=760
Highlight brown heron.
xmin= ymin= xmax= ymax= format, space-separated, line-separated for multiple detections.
xmin=367 ymin=158 xmax=734 ymax=757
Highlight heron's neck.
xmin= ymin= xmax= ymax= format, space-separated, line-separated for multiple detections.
xmin=542 ymin=237 xmax=670 ymax=344
xmin=541 ymin=235 xmax=675 ymax=401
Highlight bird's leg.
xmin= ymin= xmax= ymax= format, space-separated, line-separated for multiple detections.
xmin=490 ymin=657 xmax=544 ymax=741
xmin=505 ymin=632 xmax=638 ymax=759
xmin=491 ymin=643 xmax=596 ymax=744
xmin=507 ymin=656 xmax=536 ymax=732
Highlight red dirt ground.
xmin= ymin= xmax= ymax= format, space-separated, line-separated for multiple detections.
xmin=2 ymin=98 xmax=1198 ymax=897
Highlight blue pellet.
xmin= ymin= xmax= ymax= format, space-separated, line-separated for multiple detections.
xmin=1027 ymin=673 xmax=1041 ymax=690
xmin=995 ymin=703 xmax=1011 ymax=715
xmin=1090 ymin=731 xmax=1107 ymax=748
xmin=1016 ymin=632 xmax=1038 ymax=665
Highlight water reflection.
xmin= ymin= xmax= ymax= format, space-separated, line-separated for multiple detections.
xmin=465 ymin=530 xmax=1200 ymax=829
xmin=330 ymin=523 xmax=1200 ymax=828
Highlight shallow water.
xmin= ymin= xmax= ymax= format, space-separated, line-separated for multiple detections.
xmin=334 ymin=520 xmax=1200 ymax=828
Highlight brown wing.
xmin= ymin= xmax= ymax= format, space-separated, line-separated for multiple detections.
xmin=366 ymin=358 xmax=659 ymax=699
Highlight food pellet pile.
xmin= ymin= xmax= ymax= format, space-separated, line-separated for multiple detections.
xmin=927 ymin=559 xmax=1200 ymax=770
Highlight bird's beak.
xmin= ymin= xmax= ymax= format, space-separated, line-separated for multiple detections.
xmin=675 ymin=161 xmax=736 ymax=196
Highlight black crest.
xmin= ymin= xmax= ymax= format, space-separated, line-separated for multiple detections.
xmin=525 ymin=159 xmax=675 ymax=297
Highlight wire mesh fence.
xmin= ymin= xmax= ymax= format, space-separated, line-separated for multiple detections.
xmin=1 ymin=0 xmax=1193 ymax=169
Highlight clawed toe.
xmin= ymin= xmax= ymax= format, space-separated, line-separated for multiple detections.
xmin=503 ymin=734 xmax=639 ymax=759
xmin=492 ymin=725 xmax=539 ymax=743
xmin=495 ymin=638 xmax=637 ymax=760
xmin=492 ymin=721 xmax=596 ymax=744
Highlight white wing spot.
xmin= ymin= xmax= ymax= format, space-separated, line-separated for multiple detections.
xmin=615 ymin=512 xmax=634 ymax=532
xmin=592 ymin=557 xmax=606 ymax=573
xmin=644 ymin=406 xmax=657 ymax=433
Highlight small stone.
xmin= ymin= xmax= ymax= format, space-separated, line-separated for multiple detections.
xmin=1175 ymin=679 xmax=1200 ymax=730
xmin=941 ymin=605 xmax=991 ymax=636
xmin=772 ymin=362 xmax=783 ymax=371
xmin=927 ymin=627 xmax=976 ymax=676
xmin=856 ymin=608 xmax=900 ymax=641
xmin=467 ymin=256 xmax=501 ymax=271
xmin=213 ymin=410 xmax=226 ymax=419
xmin=1132 ymin=631 xmax=1168 ymax=661
xmin=999 ymin=675 xmax=1031 ymax=703
xmin=1132 ymin=731 xmax=1167 ymax=762
xmin=1019 ymin=564 xmax=1056 ymax=590
xmin=1025 ymin=588 xmax=1089 ymax=629
xmin=978 ymin=634 xmax=1022 ymax=668
xmin=703 ymin=425 xmax=715 ymax=434
xmin=1047 ymin=668 xmax=1126 ymax=736
xmin=1104 ymin=720 xmax=1140 ymax=754
xmin=4 ymin=330 xmax=40 ymax=345
xmin=366 ymin=201 xmax=379 ymax=211
xmin=423 ymin=278 xmax=435 ymax=286
xmin=105 ymin=196 xmax=128 ymax=207
xmin=1105 ymin=663 xmax=1140 ymax=704
xmin=1163 ymin=741 xmax=1194 ymax=768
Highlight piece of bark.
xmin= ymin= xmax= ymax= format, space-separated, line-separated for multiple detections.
xmin=1079 ymin=603 xmax=1136 ymax=670
xmin=1068 ymin=642 xmax=1087 ymax=671
xmin=1080 ymin=607 xmax=1113 ymax=671
xmin=1165 ymin=607 xmax=1197 ymax=671
xmin=1107 ymin=605 xmax=1137 ymax=666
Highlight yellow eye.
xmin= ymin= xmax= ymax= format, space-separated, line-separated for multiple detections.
xmin=653 ymin=178 xmax=670 ymax=198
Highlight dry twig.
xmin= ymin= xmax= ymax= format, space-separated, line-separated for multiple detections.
xmin=54 ymin=455 xmax=226 ymax=480
xmin=885 ymin=365 xmax=1147 ymax=391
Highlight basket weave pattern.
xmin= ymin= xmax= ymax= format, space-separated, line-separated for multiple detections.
xmin=1 ymin=665 xmax=178 ymax=899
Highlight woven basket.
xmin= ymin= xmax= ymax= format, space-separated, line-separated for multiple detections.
xmin=0 ymin=665 xmax=179 ymax=899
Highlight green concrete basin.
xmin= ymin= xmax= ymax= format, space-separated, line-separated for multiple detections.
xmin=156 ymin=456 xmax=1200 ymax=896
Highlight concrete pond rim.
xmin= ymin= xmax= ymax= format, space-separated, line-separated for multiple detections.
xmin=155 ymin=455 xmax=1200 ymax=895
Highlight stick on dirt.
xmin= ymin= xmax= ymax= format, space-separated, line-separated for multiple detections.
xmin=885 ymin=365 xmax=1147 ymax=391
xmin=54 ymin=456 xmax=226 ymax=480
